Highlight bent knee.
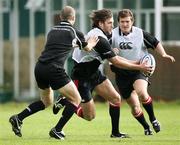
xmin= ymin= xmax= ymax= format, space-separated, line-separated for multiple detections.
xmin=67 ymin=95 xmax=81 ymax=106
xmin=110 ymin=95 xmax=121 ymax=105
xmin=131 ymin=105 xmax=142 ymax=116
xmin=41 ymin=97 xmax=53 ymax=108
xmin=84 ymin=114 xmax=96 ymax=121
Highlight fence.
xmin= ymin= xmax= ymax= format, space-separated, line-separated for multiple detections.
xmin=0 ymin=37 xmax=179 ymax=102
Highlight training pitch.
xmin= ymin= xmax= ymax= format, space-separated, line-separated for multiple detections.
xmin=0 ymin=101 xmax=180 ymax=145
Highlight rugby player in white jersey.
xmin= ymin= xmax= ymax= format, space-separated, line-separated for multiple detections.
xmin=111 ymin=9 xmax=175 ymax=135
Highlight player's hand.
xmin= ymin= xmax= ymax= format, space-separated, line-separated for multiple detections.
xmin=113 ymin=48 xmax=120 ymax=55
xmin=85 ymin=36 xmax=99 ymax=51
xmin=162 ymin=54 xmax=175 ymax=62
xmin=140 ymin=61 xmax=154 ymax=74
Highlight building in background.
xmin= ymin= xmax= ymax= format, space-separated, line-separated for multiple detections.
xmin=0 ymin=0 xmax=180 ymax=101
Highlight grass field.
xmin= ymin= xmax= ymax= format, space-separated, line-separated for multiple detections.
xmin=0 ymin=101 xmax=180 ymax=145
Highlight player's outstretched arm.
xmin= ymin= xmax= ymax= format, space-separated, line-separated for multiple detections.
xmin=155 ymin=43 xmax=175 ymax=62
xmin=108 ymin=56 xmax=153 ymax=73
xmin=83 ymin=36 xmax=99 ymax=51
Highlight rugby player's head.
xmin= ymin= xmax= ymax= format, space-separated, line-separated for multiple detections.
xmin=60 ymin=6 xmax=76 ymax=25
xmin=89 ymin=9 xmax=113 ymax=35
xmin=117 ymin=9 xmax=134 ymax=35
xmin=117 ymin=9 xmax=134 ymax=22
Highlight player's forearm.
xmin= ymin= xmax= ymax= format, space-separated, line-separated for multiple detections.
xmin=155 ymin=43 xmax=175 ymax=62
xmin=112 ymin=53 xmax=139 ymax=64
xmin=83 ymin=43 xmax=94 ymax=51
xmin=109 ymin=56 xmax=141 ymax=71
xmin=155 ymin=43 xmax=167 ymax=57
xmin=115 ymin=60 xmax=141 ymax=70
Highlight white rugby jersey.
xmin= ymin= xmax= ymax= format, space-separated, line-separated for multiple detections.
xmin=112 ymin=26 xmax=148 ymax=61
xmin=72 ymin=28 xmax=107 ymax=63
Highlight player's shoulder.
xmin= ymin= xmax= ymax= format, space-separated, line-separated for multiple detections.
xmin=132 ymin=26 xmax=143 ymax=35
xmin=132 ymin=26 xmax=142 ymax=31
xmin=112 ymin=27 xmax=119 ymax=35
xmin=87 ymin=28 xmax=107 ymax=39
xmin=113 ymin=26 xmax=119 ymax=31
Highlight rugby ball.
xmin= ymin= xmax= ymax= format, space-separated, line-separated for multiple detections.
xmin=140 ymin=54 xmax=156 ymax=77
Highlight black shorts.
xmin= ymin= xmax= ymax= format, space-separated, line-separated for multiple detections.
xmin=72 ymin=69 xmax=106 ymax=103
xmin=114 ymin=69 xmax=148 ymax=99
xmin=34 ymin=62 xmax=71 ymax=90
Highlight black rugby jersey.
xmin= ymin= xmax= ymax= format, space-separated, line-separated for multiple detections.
xmin=38 ymin=21 xmax=87 ymax=67
xmin=143 ymin=31 xmax=159 ymax=49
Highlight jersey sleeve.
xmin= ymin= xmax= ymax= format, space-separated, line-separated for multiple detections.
xmin=107 ymin=33 xmax=112 ymax=45
xmin=143 ymin=30 xmax=159 ymax=49
xmin=76 ymin=30 xmax=88 ymax=49
xmin=94 ymin=36 xmax=116 ymax=59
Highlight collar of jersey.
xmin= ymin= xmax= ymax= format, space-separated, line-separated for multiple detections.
xmin=92 ymin=26 xmax=108 ymax=37
xmin=59 ymin=21 xmax=72 ymax=26
xmin=118 ymin=27 xmax=133 ymax=36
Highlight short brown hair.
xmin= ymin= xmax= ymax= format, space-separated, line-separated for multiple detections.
xmin=60 ymin=6 xmax=75 ymax=21
xmin=89 ymin=9 xmax=112 ymax=27
xmin=117 ymin=9 xmax=134 ymax=22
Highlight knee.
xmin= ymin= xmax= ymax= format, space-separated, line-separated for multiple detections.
xmin=136 ymin=91 xmax=149 ymax=101
xmin=84 ymin=114 xmax=96 ymax=121
xmin=68 ymin=95 xmax=81 ymax=106
xmin=41 ymin=96 xmax=53 ymax=108
xmin=111 ymin=94 xmax=121 ymax=105
xmin=141 ymin=96 xmax=152 ymax=104
xmin=40 ymin=88 xmax=54 ymax=108
xmin=131 ymin=105 xmax=142 ymax=116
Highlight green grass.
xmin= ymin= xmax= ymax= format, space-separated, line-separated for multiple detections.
xmin=0 ymin=101 xmax=180 ymax=145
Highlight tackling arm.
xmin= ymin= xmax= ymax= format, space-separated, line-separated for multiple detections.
xmin=108 ymin=56 xmax=153 ymax=73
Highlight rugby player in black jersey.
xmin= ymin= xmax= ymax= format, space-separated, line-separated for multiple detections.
xmin=53 ymin=9 xmax=153 ymax=138
xmin=9 ymin=6 xmax=99 ymax=140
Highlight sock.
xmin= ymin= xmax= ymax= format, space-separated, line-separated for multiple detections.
xmin=134 ymin=111 xmax=150 ymax=129
xmin=58 ymin=95 xmax=67 ymax=106
xmin=55 ymin=101 xmax=78 ymax=132
xmin=17 ymin=100 xmax=45 ymax=121
xmin=109 ymin=103 xmax=120 ymax=134
xmin=76 ymin=106 xmax=84 ymax=118
xmin=142 ymin=96 xmax=156 ymax=122
xmin=59 ymin=97 xmax=83 ymax=118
